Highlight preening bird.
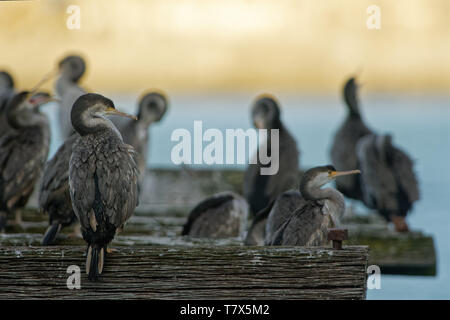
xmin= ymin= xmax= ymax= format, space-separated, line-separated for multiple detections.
xmin=69 ymin=93 xmax=139 ymax=281
xmin=0 ymin=71 xmax=16 ymax=137
xmin=55 ymin=55 xmax=86 ymax=139
xmin=356 ymin=134 xmax=419 ymax=232
xmin=330 ymin=77 xmax=373 ymax=200
xmin=111 ymin=91 xmax=168 ymax=179
xmin=263 ymin=165 xmax=360 ymax=246
xmin=182 ymin=192 xmax=248 ymax=239
xmin=39 ymin=133 xmax=79 ymax=245
xmin=0 ymin=91 xmax=53 ymax=231
xmin=243 ymin=95 xmax=300 ymax=217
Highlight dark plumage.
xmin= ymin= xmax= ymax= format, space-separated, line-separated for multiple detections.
xmin=356 ymin=134 xmax=419 ymax=232
xmin=39 ymin=133 xmax=79 ymax=245
xmin=0 ymin=91 xmax=51 ymax=231
xmin=243 ymin=95 xmax=300 ymax=217
xmin=69 ymin=93 xmax=139 ymax=281
xmin=55 ymin=55 xmax=87 ymax=139
xmin=39 ymin=91 xmax=168 ymax=244
xmin=330 ymin=77 xmax=373 ymax=200
xmin=0 ymin=71 xmax=16 ymax=137
xmin=261 ymin=165 xmax=360 ymax=246
xmin=182 ymin=192 xmax=248 ymax=239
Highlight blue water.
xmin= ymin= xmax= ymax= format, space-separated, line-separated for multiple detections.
xmin=43 ymin=93 xmax=450 ymax=299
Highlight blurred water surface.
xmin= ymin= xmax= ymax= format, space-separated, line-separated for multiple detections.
xmin=42 ymin=93 xmax=450 ymax=299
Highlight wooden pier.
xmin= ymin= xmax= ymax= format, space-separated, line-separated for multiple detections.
xmin=0 ymin=245 xmax=368 ymax=300
xmin=0 ymin=167 xmax=435 ymax=299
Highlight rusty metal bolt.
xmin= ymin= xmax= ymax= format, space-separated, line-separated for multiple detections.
xmin=327 ymin=228 xmax=348 ymax=250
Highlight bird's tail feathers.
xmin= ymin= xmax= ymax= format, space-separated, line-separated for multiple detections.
xmin=86 ymin=245 xmax=105 ymax=281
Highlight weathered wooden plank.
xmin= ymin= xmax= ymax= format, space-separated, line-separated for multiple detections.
xmin=0 ymin=246 xmax=368 ymax=300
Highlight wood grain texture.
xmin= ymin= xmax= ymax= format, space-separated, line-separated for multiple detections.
xmin=0 ymin=245 xmax=368 ymax=300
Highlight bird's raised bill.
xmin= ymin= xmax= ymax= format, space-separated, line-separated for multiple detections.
xmin=29 ymin=68 xmax=59 ymax=96
xmin=330 ymin=169 xmax=361 ymax=178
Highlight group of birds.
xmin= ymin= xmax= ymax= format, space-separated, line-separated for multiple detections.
xmin=0 ymin=54 xmax=420 ymax=281
xmin=0 ymin=55 xmax=167 ymax=280
xmin=184 ymin=77 xmax=420 ymax=247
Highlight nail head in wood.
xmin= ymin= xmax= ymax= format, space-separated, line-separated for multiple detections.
xmin=328 ymin=228 xmax=348 ymax=250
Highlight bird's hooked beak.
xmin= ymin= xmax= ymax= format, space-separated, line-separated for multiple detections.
xmin=27 ymin=94 xmax=59 ymax=107
xmin=330 ymin=169 xmax=361 ymax=178
xmin=105 ymin=107 xmax=138 ymax=120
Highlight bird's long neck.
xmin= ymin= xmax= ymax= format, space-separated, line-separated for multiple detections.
xmin=301 ymin=185 xmax=346 ymax=220
xmin=344 ymin=88 xmax=361 ymax=118
xmin=76 ymin=113 xmax=123 ymax=140
xmin=55 ymin=72 xmax=79 ymax=97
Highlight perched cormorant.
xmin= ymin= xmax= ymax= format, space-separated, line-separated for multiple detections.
xmin=111 ymin=91 xmax=168 ymax=178
xmin=263 ymin=165 xmax=360 ymax=246
xmin=55 ymin=55 xmax=86 ymax=139
xmin=182 ymin=192 xmax=248 ymax=239
xmin=69 ymin=93 xmax=139 ymax=281
xmin=39 ymin=91 xmax=168 ymax=244
xmin=356 ymin=134 xmax=419 ymax=232
xmin=243 ymin=95 xmax=300 ymax=217
xmin=330 ymin=77 xmax=373 ymax=200
xmin=0 ymin=91 xmax=53 ymax=231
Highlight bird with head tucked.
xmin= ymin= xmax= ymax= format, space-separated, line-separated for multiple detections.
xmin=246 ymin=165 xmax=360 ymax=246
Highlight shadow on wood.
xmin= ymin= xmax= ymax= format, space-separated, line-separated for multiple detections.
xmin=0 ymin=245 xmax=369 ymax=300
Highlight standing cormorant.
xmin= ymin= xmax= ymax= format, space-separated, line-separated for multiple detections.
xmin=356 ymin=134 xmax=419 ymax=232
xmin=69 ymin=93 xmax=139 ymax=281
xmin=0 ymin=91 xmax=53 ymax=231
xmin=330 ymin=77 xmax=373 ymax=200
xmin=39 ymin=91 xmax=168 ymax=244
xmin=55 ymin=55 xmax=86 ymax=139
xmin=182 ymin=192 xmax=249 ymax=239
xmin=243 ymin=95 xmax=300 ymax=217
xmin=263 ymin=165 xmax=360 ymax=246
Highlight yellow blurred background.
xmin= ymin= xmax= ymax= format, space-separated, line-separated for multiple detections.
xmin=0 ymin=0 xmax=449 ymax=93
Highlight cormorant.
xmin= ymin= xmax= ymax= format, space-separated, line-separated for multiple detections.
xmin=330 ymin=77 xmax=373 ymax=200
xmin=263 ymin=165 xmax=360 ymax=246
xmin=356 ymin=134 xmax=419 ymax=232
xmin=243 ymin=95 xmax=300 ymax=217
xmin=55 ymin=55 xmax=86 ymax=139
xmin=69 ymin=93 xmax=139 ymax=281
xmin=182 ymin=192 xmax=248 ymax=239
xmin=0 ymin=91 xmax=53 ymax=231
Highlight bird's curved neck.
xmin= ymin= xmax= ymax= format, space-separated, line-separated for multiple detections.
xmin=301 ymin=185 xmax=345 ymax=217
xmin=75 ymin=112 xmax=122 ymax=139
xmin=344 ymin=90 xmax=361 ymax=118
xmin=55 ymin=70 xmax=83 ymax=96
